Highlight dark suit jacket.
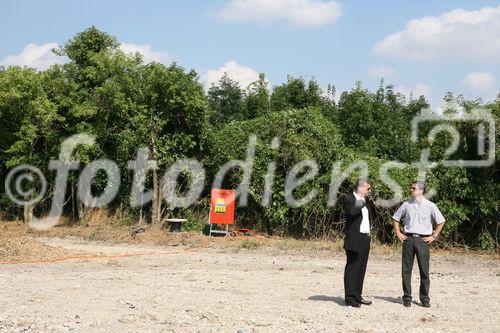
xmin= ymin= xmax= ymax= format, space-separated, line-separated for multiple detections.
xmin=343 ymin=193 xmax=371 ymax=252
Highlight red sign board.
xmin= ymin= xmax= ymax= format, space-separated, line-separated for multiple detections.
xmin=209 ymin=189 xmax=235 ymax=225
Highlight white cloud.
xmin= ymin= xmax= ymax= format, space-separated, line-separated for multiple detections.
xmin=0 ymin=43 xmax=68 ymax=70
xmin=372 ymin=5 xmax=500 ymax=61
xmin=213 ymin=0 xmax=341 ymax=28
xmin=367 ymin=64 xmax=398 ymax=79
xmin=461 ymin=72 xmax=496 ymax=92
xmin=119 ymin=43 xmax=171 ymax=64
xmin=202 ymin=60 xmax=260 ymax=89
xmin=395 ymin=82 xmax=431 ymax=100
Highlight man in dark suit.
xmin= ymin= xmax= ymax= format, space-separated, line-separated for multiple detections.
xmin=343 ymin=179 xmax=372 ymax=307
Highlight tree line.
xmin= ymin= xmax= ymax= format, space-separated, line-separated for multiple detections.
xmin=0 ymin=27 xmax=498 ymax=249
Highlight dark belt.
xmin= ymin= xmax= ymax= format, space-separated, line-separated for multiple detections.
xmin=405 ymin=233 xmax=431 ymax=238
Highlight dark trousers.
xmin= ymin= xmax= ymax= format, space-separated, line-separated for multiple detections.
xmin=344 ymin=235 xmax=370 ymax=304
xmin=402 ymin=236 xmax=430 ymax=302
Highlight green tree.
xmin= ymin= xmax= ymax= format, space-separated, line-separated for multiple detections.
xmin=270 ymin=76 xmax=324 ymax=112
xmin=0 ymin=67 xmax=61 ymax=222
xmin=245 ymin=73 xmax=270 ymax=119
xmin=207 ymin=73 xmax=245 ymax=126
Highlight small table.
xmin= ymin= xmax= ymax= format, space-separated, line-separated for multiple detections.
xmin=164 ymin=218 xmax=187 ymax=232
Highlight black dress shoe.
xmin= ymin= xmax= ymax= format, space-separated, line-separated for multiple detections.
xmin=356 ymin=298 xmax=372 ymax=305
xmin=403 ymin=300 xmax=411 ymax=307
xmin=421 ymin=301 xmax=430 ymax=308
xmin=345 ymin=302 xmax=361 ymax=308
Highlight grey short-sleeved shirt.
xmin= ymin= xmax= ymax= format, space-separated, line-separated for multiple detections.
xmin=392 ymin=198 xmax=445 ymax=235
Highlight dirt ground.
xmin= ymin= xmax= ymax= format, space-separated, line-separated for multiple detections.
xmin=0 ymin=235 xmax=499 ymax=333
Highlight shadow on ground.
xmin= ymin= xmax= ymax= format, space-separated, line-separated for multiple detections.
xmin=373 ymin=296 xmax=402 ymax=304
xmin=307 ymin=295 xmax=345 ymax=306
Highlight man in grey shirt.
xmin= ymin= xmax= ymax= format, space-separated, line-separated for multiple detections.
xmin=392 ymin=180 xmax=445 ymax=308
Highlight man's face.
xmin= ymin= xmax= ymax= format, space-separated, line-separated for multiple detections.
xmin=359 ymin=183 xmax=372 ymax=197
xmin=410 ymin=184 xmax=423 ymax=198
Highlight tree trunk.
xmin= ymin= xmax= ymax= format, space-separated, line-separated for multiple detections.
xmin=23 ymin=202 xmax=33 ymax=224
xmin=23 ymin=151 xmax=34 ymax=224
xmin=71 ymin=182 xmax=76 ymax=222
xmin=150 ymin=134 xmax=161 ymax=226
xmin=78 ymin=199 xmax=85 ymax=221
xmin=157 ymin=178 xmax=163 ymax=225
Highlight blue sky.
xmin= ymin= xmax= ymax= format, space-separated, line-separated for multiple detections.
xmin=1 ymin=0 xmax=499 ymax=107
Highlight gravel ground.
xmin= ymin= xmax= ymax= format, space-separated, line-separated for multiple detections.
xmin=0 ymin=237 xmax=498 ymax=333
